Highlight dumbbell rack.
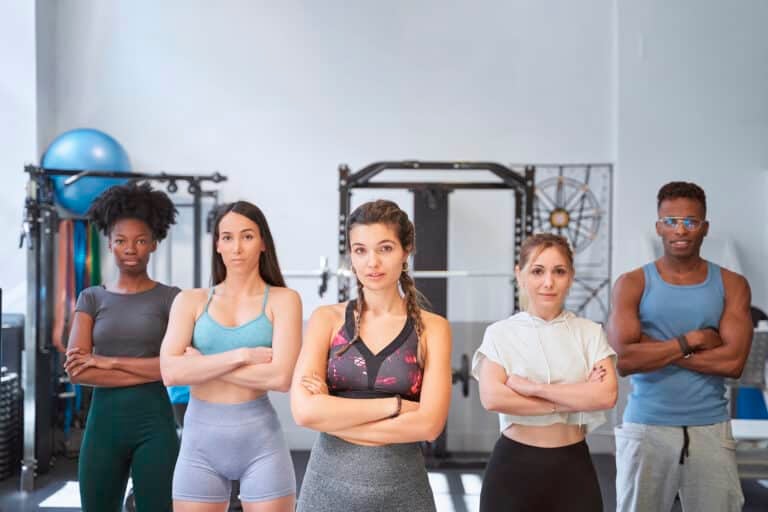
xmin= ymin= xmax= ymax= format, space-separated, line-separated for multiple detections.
xmin=0 ymin=369 xmax=22 ymax=480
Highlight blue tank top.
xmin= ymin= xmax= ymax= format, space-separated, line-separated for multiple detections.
xmin=623 ymin=261 xmax=728 ymax=426
xmin=192 ymin=286 xmax=273 ymax=355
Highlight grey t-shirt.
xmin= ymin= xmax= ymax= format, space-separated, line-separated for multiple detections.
xmin=75 ymin=283 xmax=181 ymax=357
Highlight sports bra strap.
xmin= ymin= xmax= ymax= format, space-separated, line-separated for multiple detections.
xmin=261 ymin=285 xmax=270 ymax=310
xmin=204 ymin=286 xmax=216 ymax=312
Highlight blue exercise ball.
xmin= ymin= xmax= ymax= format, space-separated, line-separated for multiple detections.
xmin=42 ymin=128 xmax=132 ymax=215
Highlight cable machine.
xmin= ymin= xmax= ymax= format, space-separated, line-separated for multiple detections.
xmin=18 ymin=165 xmax=226 ymax=491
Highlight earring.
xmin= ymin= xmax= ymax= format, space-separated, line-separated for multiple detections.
xmin=402 ymin=262 xmax=408 ymax=272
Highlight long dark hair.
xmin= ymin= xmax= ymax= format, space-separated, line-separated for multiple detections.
xmin=210 ymin=201 xmax=286 ymax=287
xmin=337 ymin=199 xmax=429 ymax=365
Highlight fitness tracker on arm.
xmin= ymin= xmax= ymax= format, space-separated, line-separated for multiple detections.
xmin=677 ymin=334 xmax=694 ymax=359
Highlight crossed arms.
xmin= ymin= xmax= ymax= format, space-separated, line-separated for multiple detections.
xmin=290 ymin=306 xmax=452 ymax=445
xmin=160 ymin=288 xmax=302 ymax=392
xmin=606 ymin=267 xmax=752 ymax=378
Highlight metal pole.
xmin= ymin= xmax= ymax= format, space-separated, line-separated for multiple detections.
xmin=40 ymin=210 xmax=54 ymax=355
xmin=338 ymin=165 xmax=351 ymax=301
xmin=165 ymin=227 xmax=173 ymax=285
xmin=192 ymin=181 xmax=202 ymax=288
xmin=20 ymin=188 xmax=39 ymax=492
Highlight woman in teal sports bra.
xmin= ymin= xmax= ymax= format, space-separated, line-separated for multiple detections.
xmin=160 ymin=201 xmax=302 ymax=512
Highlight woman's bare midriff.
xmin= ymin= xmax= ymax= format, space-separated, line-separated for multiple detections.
xmin=336 ymin=435 xmax=381 ymax=447
xmin=503 ymin=423 xmax=585 ymax=448
xmin=191 ymin=379 xmax=266 ymax=404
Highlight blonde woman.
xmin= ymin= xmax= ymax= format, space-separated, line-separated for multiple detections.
xmin=473 ymin=233 xmax=617 ymax=511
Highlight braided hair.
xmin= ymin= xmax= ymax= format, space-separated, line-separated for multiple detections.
xmin=337 ymin=200 xmax=429 ymax=366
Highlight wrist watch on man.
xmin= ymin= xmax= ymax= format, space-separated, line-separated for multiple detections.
xmin=677 ymin=334 xmax=694 ymax=359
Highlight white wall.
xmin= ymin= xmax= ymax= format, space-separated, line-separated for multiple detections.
xmin=615 ymin=0 xmax=768 ymax=298
xmin=35 ymin=0 xmax=614 ymax=449
xmin=0 ymin=0 xmax=37 ymax=313
xmin=21 ymin=1 xmax=768 ymax=452
xmin=611 ymin=0 xmax=768 ymax=436
xmin=38 ymin=0 xmax=614 ymax=308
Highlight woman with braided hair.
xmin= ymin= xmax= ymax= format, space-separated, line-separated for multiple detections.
xmin=292 ymin=199 xmax=452 ymax=512
xmin=65 ymin=182 xmax=180 ymax=512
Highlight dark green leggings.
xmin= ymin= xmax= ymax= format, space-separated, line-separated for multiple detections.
xmin=79 ymin=381 xmax=179 ymax=512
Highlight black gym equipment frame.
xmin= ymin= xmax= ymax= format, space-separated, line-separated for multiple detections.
xmin=18 ymin=165 xmax=226 ymax=491
xmin=337 ymin=161 xmax=535 ymax=467
xmin=337 ymin=161 xmax=535 ymax=308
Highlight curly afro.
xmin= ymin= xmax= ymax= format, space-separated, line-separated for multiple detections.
xmin=87 ymin=182 xmax=177 ymax=241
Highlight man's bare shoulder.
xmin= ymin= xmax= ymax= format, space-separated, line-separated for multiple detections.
xmin=614 ymin=267 xmax=646 ymax=295
xmin=719 ymin=266 xmax=750 ymax=298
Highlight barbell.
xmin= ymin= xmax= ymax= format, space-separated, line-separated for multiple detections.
xmin=283 ymin=258 xmax=516 ymax=296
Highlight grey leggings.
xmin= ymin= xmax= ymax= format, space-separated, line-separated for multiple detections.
xmin=172 ymin=395 xmax=296 ymax=503
xmin=297 ymin=433 xmax=436 ymax=512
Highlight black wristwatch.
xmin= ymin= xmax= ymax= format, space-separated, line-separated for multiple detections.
xmin=677 ymin=334 xmax=694 ymax=359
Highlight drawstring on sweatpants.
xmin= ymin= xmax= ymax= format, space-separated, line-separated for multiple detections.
xmin=679 ymin=426 xmax=690 ymax=465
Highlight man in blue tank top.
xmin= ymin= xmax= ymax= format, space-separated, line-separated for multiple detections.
xmin=608 ymin=182 xmax=752 ymax=512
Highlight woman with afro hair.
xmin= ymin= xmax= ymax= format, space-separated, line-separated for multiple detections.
xmin=65 ymin=182 xmax=181 ymax=512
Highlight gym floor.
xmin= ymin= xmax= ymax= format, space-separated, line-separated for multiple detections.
xmin=1 ymin=452 xmax=767 ymax=511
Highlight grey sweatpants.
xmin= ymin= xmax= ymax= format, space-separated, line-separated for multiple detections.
xmin=615 ymin=421 xmax=744 ymax=512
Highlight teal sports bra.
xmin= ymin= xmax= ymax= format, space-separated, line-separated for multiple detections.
xmin=192 ymin=285 xmax=273 ymax=355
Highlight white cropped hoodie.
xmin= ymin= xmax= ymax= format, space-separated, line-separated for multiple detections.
xmin=471 ymin=310 xmax=616 ymax=434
